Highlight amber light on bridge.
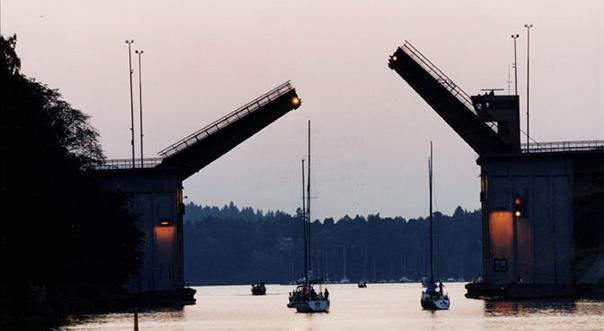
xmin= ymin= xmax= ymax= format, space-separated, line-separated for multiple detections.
xmin=291 ymin=96 xmax=301 ymax=106
xmin=154 ymin=225 xmax=175 ymax=245
xmin=489 ymin=211 xmax=513 ymax=263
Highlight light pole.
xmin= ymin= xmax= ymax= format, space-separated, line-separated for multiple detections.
xmin=524 ymin=24 xmax=533 ymax=152
xmin=125 ymin=40 xmax=135 ymax=167
xmin=511 ymin=34 xmax=519 ymax=95
xmin=507 ymin=65 xmax=511 ymax=95
xmin=135 ymin=50 xmax=144 ymax=168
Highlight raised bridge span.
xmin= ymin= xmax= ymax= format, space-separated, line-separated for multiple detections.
xmin=97 ymin=81 xmax=301 ymax=303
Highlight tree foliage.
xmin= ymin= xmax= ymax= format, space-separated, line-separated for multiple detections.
xmin=0 ymin=35 xmax=143 ymax=328
xmin=184 ymin=202 xmax=482 ymax=285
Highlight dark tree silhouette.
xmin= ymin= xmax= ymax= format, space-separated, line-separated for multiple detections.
xmin=0 ymin=35 xmax=143 ymax=329
xmin=183 ymin=202 xmax=482 ymax=285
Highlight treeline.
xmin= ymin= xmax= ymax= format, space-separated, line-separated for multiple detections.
xmin=184 ymin=203 xmax=482 ymax=285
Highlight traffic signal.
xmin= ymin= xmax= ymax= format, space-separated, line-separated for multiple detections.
xmin=512 ymin=193 xmax=527 ymax=218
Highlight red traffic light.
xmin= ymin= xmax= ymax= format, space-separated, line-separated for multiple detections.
xmin=512 ymin=193 xmax=527 ymax=218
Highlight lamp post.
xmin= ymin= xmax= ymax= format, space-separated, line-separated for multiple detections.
xmin=135 ymin=50 xmax=144 ymax=168
xmin=511 ymin=34 xmax=519 ymax=95
xmin=125 ymin=40 xmax=135 ymax=167
xmin=524 ymin=24 xmax=533 ymax=152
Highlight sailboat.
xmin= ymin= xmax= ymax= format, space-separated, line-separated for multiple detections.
xmin=340 ymin=246 xmax=350 ymax=284
xmin=288 ymin=120 xmax=330 ymax=313
xmin=420 ymin=142 xmax=450 ymax=310
xmin=358 ymin=250 xmax=368 ymax=288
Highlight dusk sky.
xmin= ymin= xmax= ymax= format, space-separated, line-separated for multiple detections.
xmin=6 ymin=0 xmax=603 ymax=220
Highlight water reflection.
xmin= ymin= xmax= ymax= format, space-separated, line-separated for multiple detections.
xmin=484 ymin=300 xmax=577 ymax=316
xmin=63 ymin=306 xmax=185 ymax=328
xmin=60 ymin=284 xmax=604 ymax=331
xmin=485 ymin=299 xmax=604 ymax=318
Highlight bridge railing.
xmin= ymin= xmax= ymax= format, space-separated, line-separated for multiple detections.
xmin=521 ymin=140 xmax=604 ymax=153
xmin=158 ymin=81 xmax=295 ymax=158
xmin=96 ymin=157 xmax=164 ymax=170
xmin=401 ymin=41 xmax=475 ymax=114
xmin=400 ymin=41 xmax=498 ymax=132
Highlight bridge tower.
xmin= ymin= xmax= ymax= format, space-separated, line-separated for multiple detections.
xmin=98 ymin=81 xmax=301 ymax=304
xmin=388 ymin=42 xmax=604 ymax=299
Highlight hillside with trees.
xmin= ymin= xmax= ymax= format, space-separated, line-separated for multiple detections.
xmin=184 ymin=203 xmax=482 ymax=285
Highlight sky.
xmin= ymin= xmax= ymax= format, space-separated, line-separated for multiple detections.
xmin=5 ymin=0 xmax=603 ymax=220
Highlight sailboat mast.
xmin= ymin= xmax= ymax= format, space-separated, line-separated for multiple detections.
xmin=302 ymin=159 xmax=308 ymax=283
xmin=325 ymin=249 xmax=329 ymax=281
xmin=307 ymin=120 xmax=312 ymax=279
xmin=343 ymin=245 xmax=347 ymax=280
xmin=429 ymin=141 xmax=434 ymax=280
xmin=363 ymin=248 xmax=368 ymax=281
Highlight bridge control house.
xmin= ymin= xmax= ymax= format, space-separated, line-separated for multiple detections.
xmin=97 ymin=82 xmax=301 ymax=304
xmin=389 ymin=42 xmax=604 ymax=298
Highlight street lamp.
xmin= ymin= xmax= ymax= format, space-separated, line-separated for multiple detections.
xmin=125 ymin=40 xmax=135 ymax=167
xmin=511 ymin=34 xmax=519 ymax=96
xmin=524 ymin=24 xmax=533 ymax=152
xmin=135 ymin=50 xmax=144 ymax=168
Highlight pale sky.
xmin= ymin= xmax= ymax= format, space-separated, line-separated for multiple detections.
xmin=6 ymin=0 xmax=603 ymax=220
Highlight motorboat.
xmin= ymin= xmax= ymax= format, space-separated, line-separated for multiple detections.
xmin=251 ymin=282 xmax=266 ymax=295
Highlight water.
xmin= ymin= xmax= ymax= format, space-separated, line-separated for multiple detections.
xmin=61 ymin=283 xmax=604 ymax=330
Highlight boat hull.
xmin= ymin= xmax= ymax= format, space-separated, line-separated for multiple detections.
xmin=420 ymin=291 xmax=450 ymax=310
xmin=251 ymin=284 xmax=266 ymax=295
xmin=295 ymin=299 xmax=330 ymax=313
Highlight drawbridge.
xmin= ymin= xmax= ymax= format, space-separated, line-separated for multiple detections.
xmin=99 ymin=81 xmax=301 ymax=179
xmin=156 ymin=81 xmax=301 ymax=179
xmin=97 ymin=81 xmax=301 ymax=300
xmin=389 ymin=41 xmax=604 ymax=298
xmin=388 ymin=41 xmax=518 ymax=156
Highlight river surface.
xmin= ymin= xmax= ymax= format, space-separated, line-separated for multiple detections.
xmin=60 ymin=283 xmax=604 ymax=330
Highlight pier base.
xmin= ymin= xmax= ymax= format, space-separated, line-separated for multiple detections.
xmin=464 ymin=283 xmax=604 ymax=299
xmin=119 ymin=287 xmax=196 ymax=307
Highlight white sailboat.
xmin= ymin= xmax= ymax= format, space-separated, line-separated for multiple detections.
xmin=288 ymin=120 xmax=330 ymax=313
xmin=420 ymin=142 xmax=450 ymax=310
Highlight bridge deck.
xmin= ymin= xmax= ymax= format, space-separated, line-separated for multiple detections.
xmin=388 ymin=41 xmax=512 ymax=156
xmin=157 ymin=81 xmax=301 ymax=179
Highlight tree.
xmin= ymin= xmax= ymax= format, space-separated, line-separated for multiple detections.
xmin=453 ymin=206 xmax=466 ymax=218
xmin=0 ymin=35 xmax=143 ymax=328
xmin=183 ymin=201 xmax=482 ymax=285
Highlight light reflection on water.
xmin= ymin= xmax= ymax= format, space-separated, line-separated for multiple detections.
xmin=60 ymin=283 xmax=604 ymax=331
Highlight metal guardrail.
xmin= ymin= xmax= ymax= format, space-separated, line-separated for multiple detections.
xmin=402 ymin=42 xmax=475 ymax=112
xmin=96 ymin=157 xmax=163 ymax=170
xmin=158 ymin=81 xmax=295 ymax=158
xmin=521 ymin=140 xmax=604 ymax=154
xmin=400 ymin=41 xmax=498 ymax=132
